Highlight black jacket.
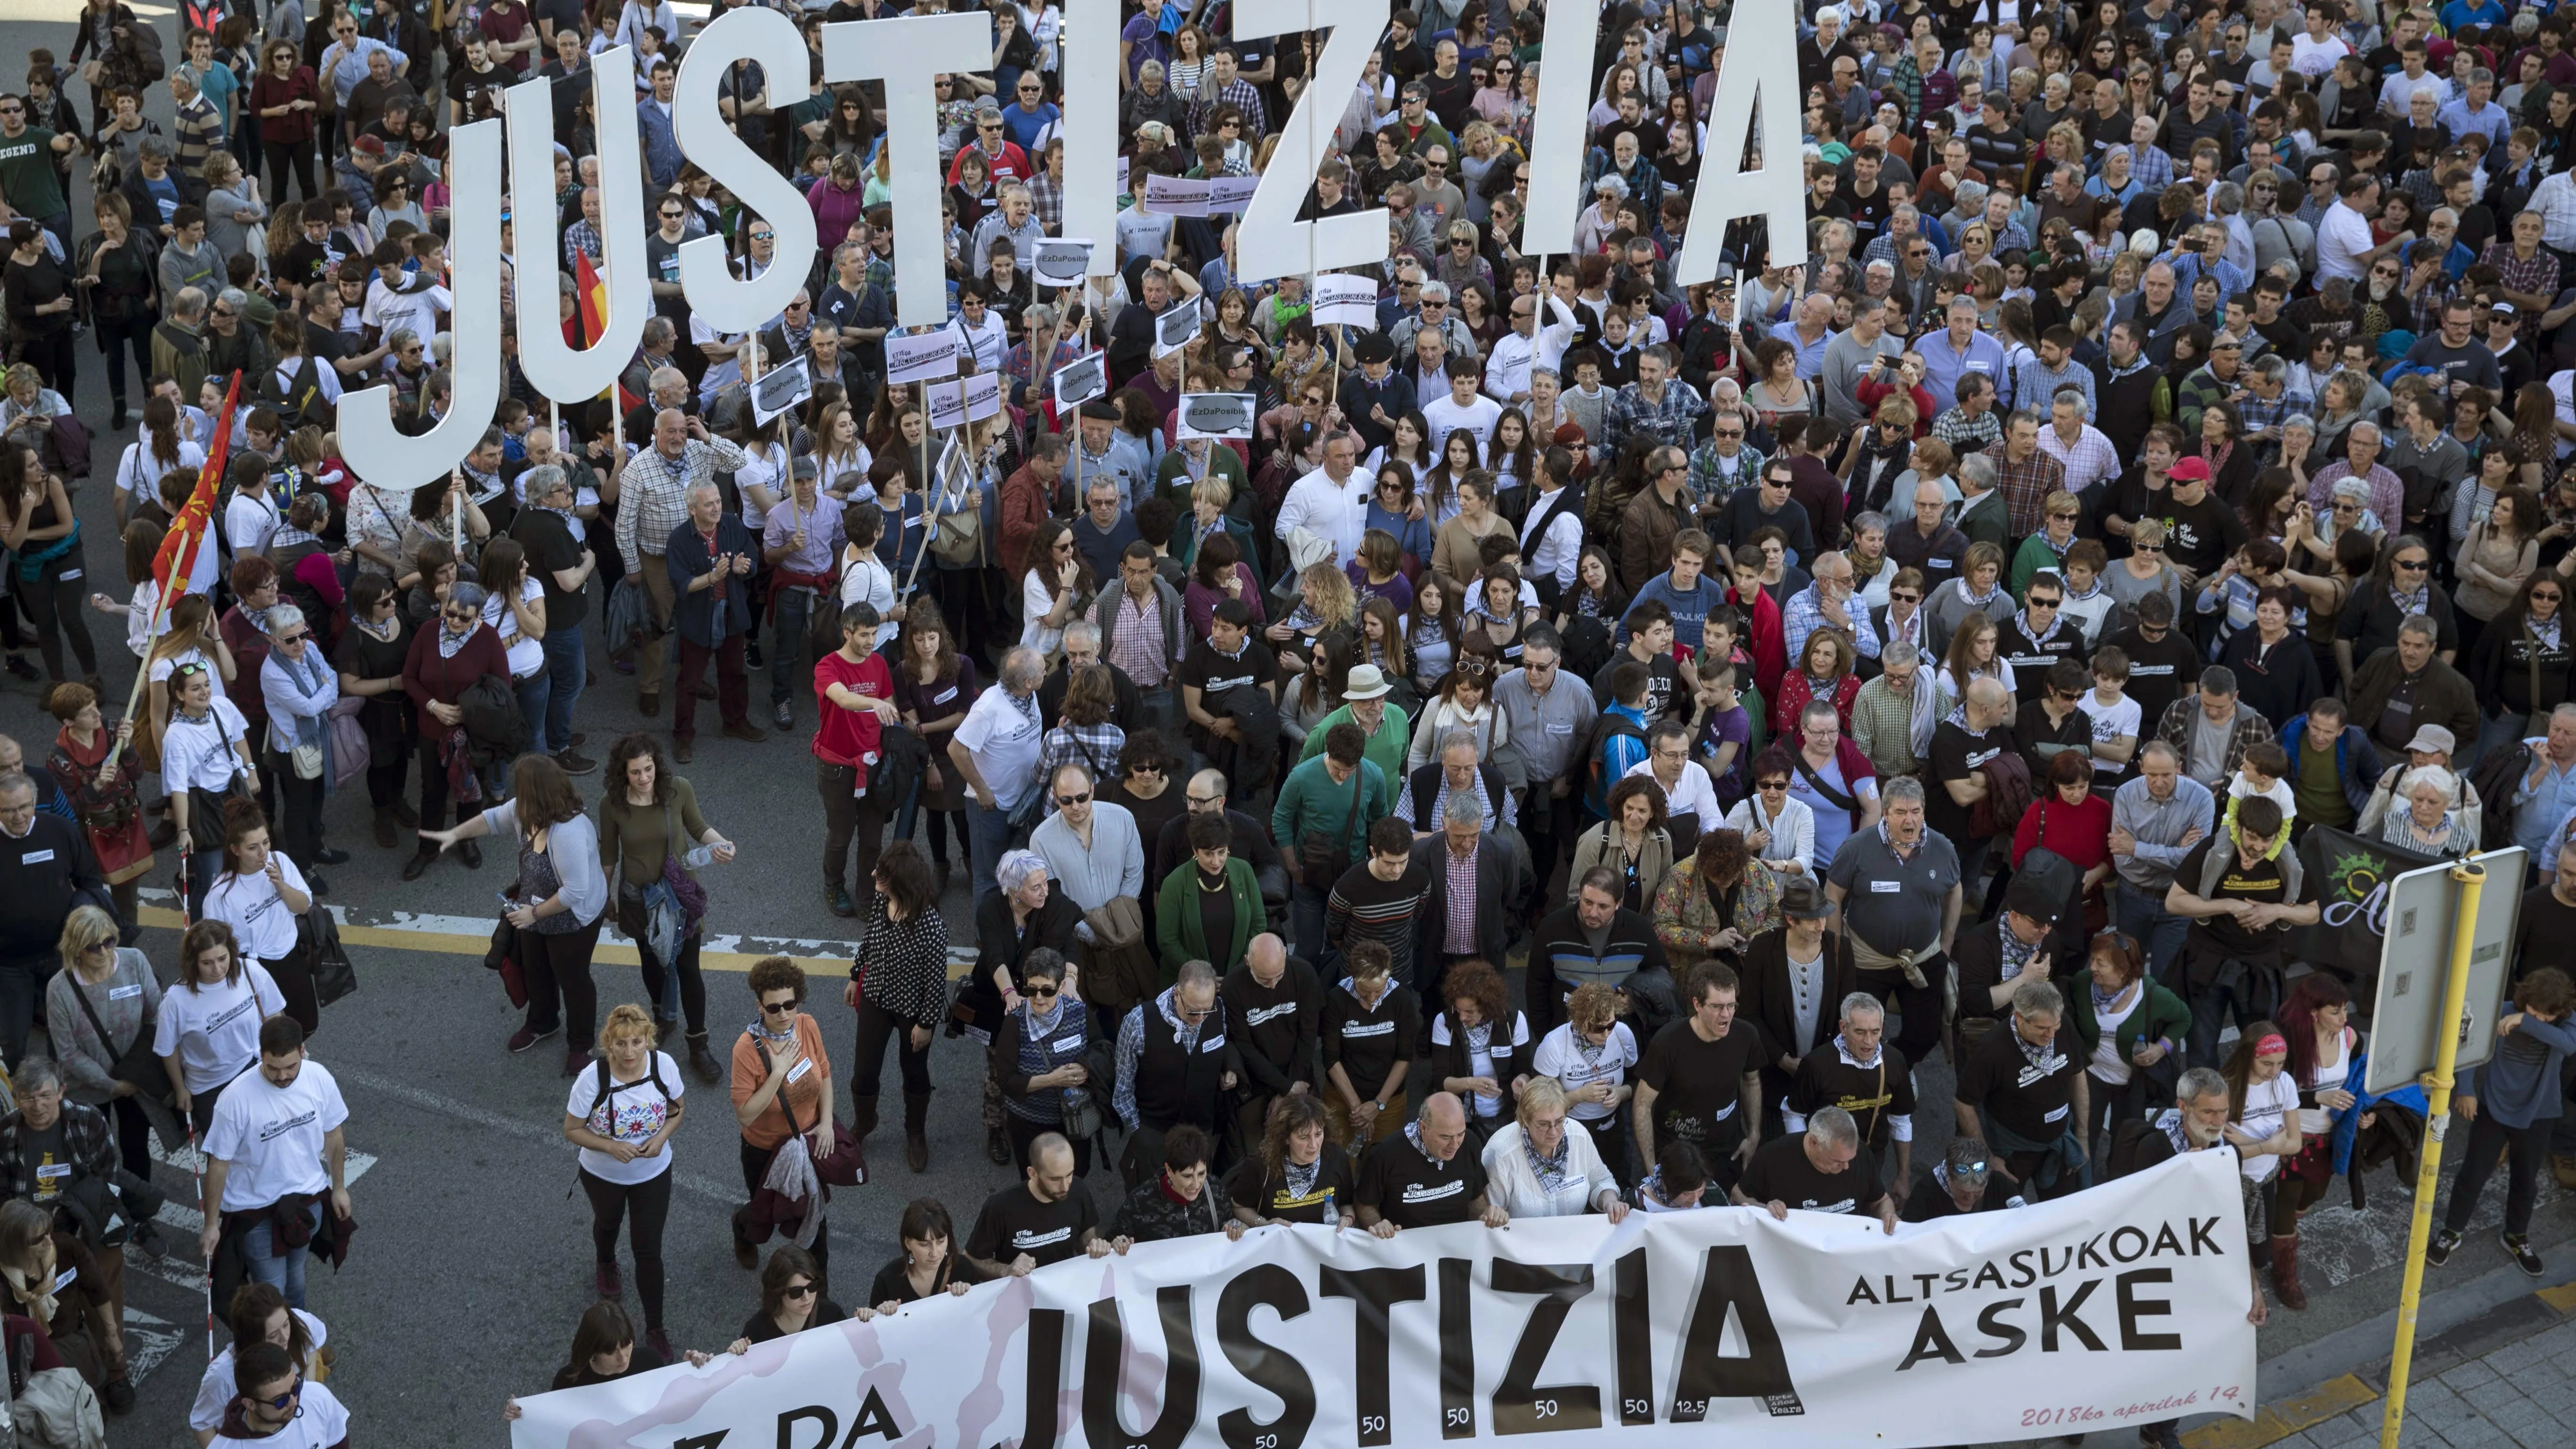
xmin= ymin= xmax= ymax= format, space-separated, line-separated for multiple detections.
xmin=1525 ymin=903 xmax=1669 ymax=1037
xmin=0 ymin=815 xmax=102 ymax=964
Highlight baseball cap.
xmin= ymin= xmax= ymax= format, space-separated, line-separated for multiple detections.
xmin=2166 ymin=456 xmax=2213 ymax=483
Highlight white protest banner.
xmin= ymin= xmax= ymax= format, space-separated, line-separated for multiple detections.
xmin=886 ymin=330 xmax=962 ymax=386
xmin=1145 ymin=173 xmax=1212 ymax=217
xmin=511 ymin=1154 xmax=2256 ymax=1449
xmin=1208 ymin=174 xmax=1258 ymax=215
xmin=962 ymin=370 xmax=1004 ymax=423
xmin=924 ymin=379 xmax=968 ymax=432
xmin=1034 ymin=239 xmax=1097 ymax=289
xmin=1052 ymin=352 xmax=1109 ymax=411
xmin=1177 ymin=391 xmax=1258 ymax=440
xmin=750 ymin=357 xmax=813 ymax=427
xmin=1152 ymin=303 xmax=1202 ymax=359
xmin=1314 ymin=272 xmax=1382 ymax=329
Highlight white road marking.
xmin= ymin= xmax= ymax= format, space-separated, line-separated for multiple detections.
xmin=145 ymin=1139 xmax=378 ymax=1235
xmin=121 ymin=1305 xmax=185 ymax=1386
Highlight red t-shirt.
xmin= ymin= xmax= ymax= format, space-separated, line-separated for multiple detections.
xmin=813 ymin=647 xmax=894 ymax=780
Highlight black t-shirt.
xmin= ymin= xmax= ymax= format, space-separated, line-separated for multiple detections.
xmin=1737 ymin=1132 xmax=1884 ymax=1215
xmin=2155 ymin=491 xmax=2249 ymax=578
xmin=2515 ymin=883 xmax=2576 ymax=986
xmin=1592 ymin=646 xmax=1679 ymax=726
xmin=740 ymin=1299 xmax=850 ymax=1345
xmin=965 ymin=1183 xmax=1099 ymax=1268
xmin=447 ymin=61 xmax=508 ymax=121
xmin=1177 ymin=638 xmax=1276 ymax=722
xmin=1224 ymin=1142 xmax=1359 ymax=1224
xmin=1636 ymin=1019 xmax=1762 ymax=1153
xmin=1929 ymin=719 xmax=2015 ymax=846
xmin=1995 ymin=616 xmax=2085 ymax=705
xmin=1786 ymin=1045 xmax=1916 ymax=1151
xmin=2103 ymin=625 xmax=2201 ymax=729
xmin=1356 ymin=1129 xmax=1488 ymax=1228
xmin=509 ymin=505 xmax=590 ymax=628
xmin=2175 ymin=836 xmax=2306 ymax=961
xmin=1954 ymin=1020 xmax=2081 ymax=1145
xmin=865 ymin=1251 xmax=990 ymax=1308
xmin=276 ymin=238 xmax=334 ymax=296
xmin=2015 ymin=699 xmax=2093 ymax=779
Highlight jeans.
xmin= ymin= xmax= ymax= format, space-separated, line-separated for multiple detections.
xmin=541 ymin=627 xmax=585 ymax=755
xmin=771 ymin=588 xmax=813 ymax=704
xmin=1290 ymin=879 xmax=1333 ymax=970
xmin=2115 ymin=881 xmax=2191 ymax=986
xmin=1135 ymin=685 xmax=1176 ymax=739
xmin=968 ymin=801 xmax=1013 ymax=907
xmin=512 ymin=668 xmax=551 ymax=759
xmin=243 ymin=1199 xmax=324 ymax=1309
xmin=2178 ymin=968 xmax=2268 ymax=1070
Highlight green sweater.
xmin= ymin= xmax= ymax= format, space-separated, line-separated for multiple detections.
xmin=1271 ymin=754 xmax=1389 ymax=866
xmin=1298 ymin=701 xmax=1412 ymax=787
xmin=2065 ymin=976 xmax=2193 ymax=1069
xmin=1154 ymin=856 xmax=1267 ymax=981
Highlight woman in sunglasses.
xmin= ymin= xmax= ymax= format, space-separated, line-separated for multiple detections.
xmin=161 ymin=656 xmax=258 ymax=922
xmin=396 ymin=581 xmax=511 ymax=880
xmin=730 ymin=956 xmax=837 ymax=1277
xmin=731 ymin=1243 xmax=846 ymax=1354
xmin=989 ymin=948 xmax=1095 ymax=1175
xmin=2467 ymin=571 xmax=2575 ymax=759
xmin=2334 ymin=535 xmax=2460 ymax=696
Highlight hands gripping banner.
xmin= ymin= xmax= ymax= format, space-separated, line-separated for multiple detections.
xmin=511 ymin=1154 xmax=2255 ymax=1449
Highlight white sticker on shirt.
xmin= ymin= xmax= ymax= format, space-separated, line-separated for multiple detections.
xmin=1560 ymin=1174 xmax=1588 ymax=1197
xmin=1546 ymin=722 xmax=1574 ymax=735
xmin=59 ymin=569 xmax=78 ymax=581
xmin=2044 ymin=1104 xmax=2070 ymax=1122
xmin=34 ymin=1164 xmax=69 ymax=1180
xmin=108 ymin=985 xmax=142 ymax=1000
xmin=786 ymin=1057 xmax=813 ymax=1083
xmin=1201 ymin=1033 xmax=1226 ymax=1053
xmin=1052 ymin=1033 xmax=1084 ymax=1053
xmin=1870 ymin=878 xmax=1900 ymax=893
xmin=16 ymin=850 xmax=53 ymax=864
xmin=50 ymin=1268 xmax=74 ymax=1294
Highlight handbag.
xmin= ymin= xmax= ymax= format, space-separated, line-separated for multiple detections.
xmin=296 ymin=909 xmax=358 ymax=1008
xmin=325 ymin=696 xmax=370 ymax=789
xmin=766 ymin=1045 xmax=867 ymax=1187
xmin=64 ymin=966 xmax=173 ymax=1108
xmin=483 ymin=914 xmax=526 ymax=1007
xmin=1296 ymin=756 xmax=1365 ymax=890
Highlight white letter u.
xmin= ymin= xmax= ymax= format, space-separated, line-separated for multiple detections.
xmin=508 ymin=47 xmax=651 ymax=402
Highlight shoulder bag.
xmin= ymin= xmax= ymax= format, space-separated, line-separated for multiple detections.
xmin=65 ymin=972 xmax=172 ymax=1108
xmin=1297 ymin=756 xmax=1365 ymax=890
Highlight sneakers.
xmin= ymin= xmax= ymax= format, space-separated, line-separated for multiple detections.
xmin=825 ymin=881 xmax=856 ymax=917
xmin=2503 ymin=1231 xmax=2545 ymax=1277
xmin=507 ymin=1023 xmax=561 ymax=1054
xmin=773 ymin=699 xmax=794 ymax=730
xmin=563 ymin=1045 xmax=592 ymax=1077
xmin=596 ymin=1261 xmax=622 ymax=1299
xmin=555 ymin=749 xmax=599 ymax=776
xmin=2426 ymin=1227 xmax=2460 ymax=1267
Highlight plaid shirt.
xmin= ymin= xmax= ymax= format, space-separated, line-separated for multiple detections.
xmin=2406 ymin=275 xmax=2461 ymax=338
xmin=1107 ymin=588 xmax=1170 ymax=688
xmin=2479 ymin=241 xmax=2560 ymax=338
xmin=1690 ymin=440 xmax=1768 ymax=502
xmin=2036 ymin=423 xmax=2119 ymax=495
xmin=2130 ymin=145 xmax=2175 ymax=192
xmin=1600 ymin=378 xmax=1708 ymax=461
xmin=1027 ymin=170 xmax=1065 ymax=232
xmin=2309 ymin=460 xmax=2404 ymax=530
xmin=1980 ymin=440 xmax=2067 ymax=537
xmin=564 ymin=217 xmax=604 ymax=267
xmin=1932 ymin=404 xmax=2002 ymax=453
xmin=1190 ymin=79 xmax=1267 ymax=139
xmin=1783 ymin=582 xmax=1881 ymax=669
xmin=1005 ymin=335 xmax=1088 ymax=411
xmin=1038 ymin=718 xmax=1128 ymax=784
xmin=612 ymin=436 xmax=750 ymax=572
xmin=2234 ymin=386 xmax=2311 ymax=445
xmin=1443 ymin=834 xmax=1481 ymax=955
xmin=0 ymin=1103 xmax=116 ymax=1205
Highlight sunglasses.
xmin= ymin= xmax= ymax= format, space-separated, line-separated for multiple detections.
xmin=1890 ymin=591 xmax=1922 ymax=603
xmin=1758 ymin=780 xmax=1790 ymax=791
xmin=2395 ymin=558 xmax=2429 ymax=571
xmin=2028 ymin=597 xmax=2061 ymax=609
xmin=276 ymin=631 xmax=311 ymax=644
xmin=1055 ymin=791 xmax=1091 ymax=807
xmin=783 ymin=1282 xmax=818 ymax=1299
xmin=257 ymin=1378 xmax=304 ymax=1412
xmin=760 ymin=999 xmax=801 ymax=1014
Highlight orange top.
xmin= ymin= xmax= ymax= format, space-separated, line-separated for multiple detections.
xmin=731 ymin=1014 xmax=832 ymax=1151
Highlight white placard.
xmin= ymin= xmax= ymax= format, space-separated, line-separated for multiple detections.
xmin=924 ymin=378 xmax=967 ymax=433
xmin=1051 ymin=353 xmax=1108 ymax=411
xmin=1033 ymin=239 xmax=1096 ymax=288
xmin=886 ymin=330 xmax=962 ymax=386
xmin=505 ymin=48 xmax=646 ymax=402
xmin=962 ymin=370 xmax=1004 ymax=423
xmin=1313 ymin=272 xmax=1382 ymax=329
xmin=340 ymin=119 xmax=504 ymax=491
xmin=1058 ymin=0 xmax=1120 ymax=280
xmin=1175 ymin=391 xmax=1256 ymax=440
xmin=751 ymin=357 xmax=813 ymax=426
xmin=674 ymin=7 xmax=816 ymax=330
xmin=1152 ymin=303 xmax=1201 ymax=358
xmin=1144 ymin=172 xmax=1211 ymax=217
xmin=821 ymin=14 xmax=994 ymax=327
xmin=1207 ymin=174 xmax=1258 ymax=215
xmin=508 ymin=1153 xmax=2259 ymax=1449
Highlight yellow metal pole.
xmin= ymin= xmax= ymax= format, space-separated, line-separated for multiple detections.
xmin=2379 ymin=858 xmax=2487 ymax=1449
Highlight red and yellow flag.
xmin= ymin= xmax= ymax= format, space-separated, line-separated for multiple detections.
xmin=152 ymin=370 xmax=241 ymax=600
xmin=573 ymin=250 xmax=610 ymax=346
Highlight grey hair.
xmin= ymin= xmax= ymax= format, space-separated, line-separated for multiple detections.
xmin=2350 ymin=419 xmax=2383 ymax=444
xmin=2199 ymin=665 xmax=2238 ymax=697
xmin=2139 ymin=739 xmax=2181 ymax=765
xmin=1418 ymin=280 xmax=1450 ymax=303
xmin=173 ymin=287 xmax=208 ymax=319
xmin=447 ymin=580 xmax=490 ymax=612
xmin=218 ymin=287 xmax=250 ymax=313
xmin=262 ymin=604 xmax=306 ymax=635
xmin=2397 ymin=612 xmax=2439 ymax=641
xmin=1801 ymin=700 xmax=1842 ymax=731
xmin=521 ymin=464 xmax=570 ymax=501
xmin=2012 ymin=976 xmax=2065 ymax=1020
xmin=2331 ymin=475 xmax=2374 ymax=502
xmin=9 ymin=1056 xmax=58 ymax=1098
xmin=1839 ymin=991 xmax=1884 ymax=1025
xmin=995 ymin=848 xmax=1049 ymax=896
xmin=1001 ymin=647 xmax=1046 ymax=691
xmin=1958 ymin=453 xmax=1997 ymax=491
xmin=1881 ymin=775 xmax=1926 ymax=806
xmin=2249 ymin=354 xmax=2288 ymax=383
xmin=2209 ymin=181 xmax=2244 ymax=217
xmin=1852 ymin=510 xmax=1889 ymax=536
xmin=2178 ymin=1066 xmax=2229 ymax=1104
xmin=1807 ymin=1106 xmax=1860 ymax=1150
xmin=2400 ymin=765 xmax=2458 ymax=797
xmin=2281 ymin=412 xmax=2317 ymax=435
xmin=1175 ymin=958 xmax=1218 ymax=991
xmin=1883 ymin=639 xmax=1920 ymax=668
xmin=1062 ymin=620 xmax=1102 ymax=650
xmin=1441 ymin=728 xmax=1481 ymax=758
xmin=1947 ymin=1136 xmax=1991 ymax=1186
xmin=1443 ymin=789 xmax=1484 ymax=827
xmin=0 ymin=773 xmax=31 ymax=802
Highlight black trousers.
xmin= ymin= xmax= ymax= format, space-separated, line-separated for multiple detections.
xmin=519 ymin=918 xmax=606 ymax=1049
xmin=10 ymin=326 xmax=74 ymax=396
xmin=262 ymin=745 xmax=325 ymax=872
xmin=848 ymin=994 xmax=934 ymax=1100
xmin=1520 ymin=785 xmax=1578 ymax=916
xmin=581 ymin=1167 xmax=673 ymax=1332
xmin=93 ymin=314 xmax=151 ymax=405
xmin=14 ymin=554 xmax=96 ymax=682
xmin=1853 ymin=955 xmax=1951 ymax=1069
xmin=261 ymin=137 xmax=317 ymax=201
xmin=1006 ymin=1110 xmax=1092 ymax=1175
xmin=2442 ymin=1110 xmax=2558 ymax=1238
xmin=818 ymin=760 xmax=891 ymax=891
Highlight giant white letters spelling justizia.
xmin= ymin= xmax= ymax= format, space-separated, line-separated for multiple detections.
xmin=338 ymin=3 xmax=1804 ymax=488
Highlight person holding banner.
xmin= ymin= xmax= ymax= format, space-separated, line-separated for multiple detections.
xmin=1111 ymin=1124 xmax=1245 ymax=1242
xmin=1955 ymin=976 xmax=2090 ymax=1202
xmin=1481 ymin=1074 xmax=1633 ymax=1221
xmin=1733 ymin=1104 xmax=1899 ymax=1232
xmin=961 ymin=1131 xmax=1113 ymax=1279
xmin=1356 ymin=1091 xmax=1508 ymax=1233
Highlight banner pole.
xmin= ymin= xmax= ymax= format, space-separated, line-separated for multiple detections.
xmin=2378 ymin=858 xmax=2488 ymax=1449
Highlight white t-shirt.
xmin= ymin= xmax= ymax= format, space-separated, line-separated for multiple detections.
xmin=1430 ymin=1009 xmax=1531 ymax=1119
xmin=2314 ymin=198 xmax=2375 ymax=283
xmin=161 ymin=697 xmax=255 ymax=795
xmin=201 ymin=857 xmax=314 ymax=966
xmin=225 ymin=488 xmax=282 ymax=560
xmin=153 ymin=962 xmax=286 ymax=1094
xmin=209 ymin=1376 xmax=351 ymax=1449
xmin=483 ymin=575 xmax=547 ymax=678
xmin=204 ymin=1058 xmax=348 ymax=1210
xmin=1021 ymin=569 xmax=1071 ymax=655
xmin=565 ymin=1051 xmax=685 ymax=1186
xmin=953 ymin=684 xmax=1046 ymax=810
xmin=190 ymin=1311 xmax=328 ymax=1433
xmin=2236 ymin=1071 xmax=2300 ymax=1182
xmin=1532 ymin=1021 xmax=1640 ymax=1123
xmin=1420 ymin=392 xmax=1504 ymax=457
xmin=2077 ymin=690 xmax=2142 ymax=780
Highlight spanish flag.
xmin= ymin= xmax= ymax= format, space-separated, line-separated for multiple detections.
xmin=153 ymin=370 xmax=240 ymax=599
xmin=572 ymin=250 xmax=644 ymax=412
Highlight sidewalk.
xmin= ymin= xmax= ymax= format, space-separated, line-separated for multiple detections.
xmin=2174 ymin=1273 xmax=2576 ymax=1449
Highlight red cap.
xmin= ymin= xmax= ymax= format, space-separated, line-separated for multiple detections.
xmin=2166 ymin=456 xmax=2212 ymax=483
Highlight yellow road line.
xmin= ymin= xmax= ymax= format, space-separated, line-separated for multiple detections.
xmin=134 ymin=906 xmax=963 ymax=977
xmin=2181 ymin=1374 xmax=2377 ymax=1449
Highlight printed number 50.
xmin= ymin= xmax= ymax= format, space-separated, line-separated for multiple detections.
xmin=1446 ymin=1409 xmax=1472 ymax=1427
xmin=1360 ymin=1417 xmax=1387 ymax=1435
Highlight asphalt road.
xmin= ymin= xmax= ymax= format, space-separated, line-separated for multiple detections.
xmin=1 ymin=7 xmax=2569 ymax=1446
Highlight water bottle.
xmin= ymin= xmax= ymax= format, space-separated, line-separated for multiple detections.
xmin=684 ymin=842 xmax=719 ymax=869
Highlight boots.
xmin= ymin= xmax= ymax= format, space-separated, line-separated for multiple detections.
xmin=2269 ymin=1234 xmax=2309 ymax=1311
xmin=847 ymin=1094 xmax=881 ymax=1152
xmin=904 ymin=1090 xmax=933 ymax=1173
xmin=372 ymin=805 xmax=397 ymax=850
xmin=391 ymin=797 xmax=419 ymax=828
xmin=685 ymin=1031 xmax=722 ymax=1086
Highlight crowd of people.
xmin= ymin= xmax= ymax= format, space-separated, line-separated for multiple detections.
xmin=9 ymin=0 xmax=2576 ymax=1444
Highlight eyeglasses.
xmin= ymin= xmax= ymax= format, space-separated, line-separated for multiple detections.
xmin=783 ymin=1282 xmax=818 ymax=1299
xmin=1025 ymin=984 xmax=1059 ymax=999
xmin=1757 ymin=779 xmax=1789 ymax=792
xmin=1055 ymin=791 xmax=1091 ymax=807
xmin=760 ymin=999 xmax=801 ymax=1015
xmin=2394 ymin=557 xmax=2429 ymax=572
xmin=1186 ymin=793 xmax=1225 ymax=807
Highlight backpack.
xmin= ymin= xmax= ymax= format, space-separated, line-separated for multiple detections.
xmin=261 ymin=353 xmax=330 ymax=432
xmin=459 ymin=675 xmax=530 ymax=765
xmin=1580 ymin=711 xmax=1645 ymax=818
xmin=2468 ymin=741 xmax=2534 ymax=853
xmin=586 ymin=1054 xmax=674 ymax=1140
